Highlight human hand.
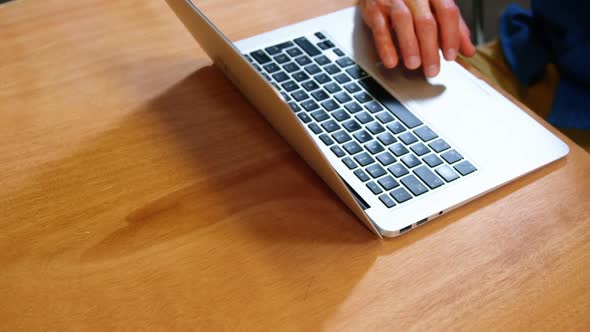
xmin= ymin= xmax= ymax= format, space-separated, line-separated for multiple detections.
xmin=360 ymin=0 xmax=476 ymax=77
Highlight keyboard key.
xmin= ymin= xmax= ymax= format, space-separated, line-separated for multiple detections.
xmin=343 ymin=141 xmax=363 ymax=155
xmin=423 ymin=153 xmax=443 ymax=167
xmin=365 ymin=140 xmax=385 ymax=154
xmin=263 ymin=63 xmax=280 ymax=73
xmin=388 ymin=162 xmax=409 ymax=177
xmin=334 ymin=73 xmax=351 ymax=84
xmin=344 ymin=102 xmax=363 ymax=114
xmin=286 ymin=48 xmax=303 ymax=57
xmin=324 ymin=64 xmax=341 ymax=75
xmin=291 ymin=90 xmax=309 ymax=102
xmin=304 ymin=64 xmax=321 ymax=75
xmin=436 ymin=165 xmax=460 ymax=182
xmin=376 ymin=151 xmax=396 ymax=166
xmin=292 ymin=71 xmax=310 ymax=82
xmin=387 ymin=121 xmax=406 ymax=134
xmin=332 ymin=130 xmax=351 ymax=143
xmin=265 ymin=41 xmax=294 ymax=55
xmin=342 ymin=119 xmax=362 ymax=132
xmin=331 ymin=145 xmax=345 ymax=157
xmin=272 ymin=71 xmax=289 ymax=82
xmin=294 ymin=37 xmax=321 ymax=56
xmin=280 ymin=91 xmax=291 ymax=102
xmin=379 ymin=194 xmax=396 ymax=208
xmin=366 ymin=164 xmax=387 ymax=178
xmin=353 ymin=130 xmax=372 ymax=143
xmin=314 ymin=55 xmax=331 ymax=66
xmin=321 ymin=120 xmax=340 ymax=133
xmin=311 ymin=90 xmax=329 ymax=101
xmin=250 ymin=50 xmax=272 ymax=64
xmin=302 ymin=80 xmax=319 ymax=91
xmin=332 ymin=109 xmax=350 ymax=122
xmin=334 ymin=92 xmax=352 ymax=104
xmin=391 ymin=187 xmax=412 ymax=203
xmin=354 ymin=169 xmax=370 ymax=182
xmin=378 ymin=175 xmax=400 ymax=190
xmin=377 ymin=132 xmax=397 ymax=145
xmin=389 ymin=143 xmax=409 ymax=156
xmin=333 ymin=48 xmax=345 ymax=57
xmin=314 ymin=74 xmax=332 ymax=85
xmin=336 ymin=57 xmax=355 ymax=67
xmin=342 ymin=157 xmax=357 ymax=170
xmin=283 ymin=62 xmax=299 ymax=73
xmin=429 ymin=138 xmax=451 ymax=153
xmin=344 ymin=82 xmax=362 ymax=93
xmin=281 ymin=80 xmax=298 ymax=92
xmin=319 ymin=134 xmax=334 ymax=146
xmin=365 ymin=101 xmax=384 ymax=113
xmin=454 ymin=160 xmax=477 ymax=176
xmin=359 ymin=77 xmax=423 ymax=128
xmin=401 ymin=175 xmax=429 ymax=196
xmin=401 ymin=154 xmax=421 ymax=168
xmin=317 ymin=40 xmax=335 ymax=50
xmin=346 ymin=65 xmax=368 ymax=79
xmin=376 ymin=111 xmax=395 ymax=123
xmin=288 ymin=102 xmax=301 ymax=112
xmin=399 ymin=132 xmax=418 ymax=145
xmin=367 ymin=181 xmax=383 ymax=194
xmin=355 ymin=111 xmax=373 ymax=124
xmin=441 ymin=149 xmax=463 ymax=164
xmin=414 ymin=166 xmax=444 ymax=189
xmin=354 ymin=152 xmax=375 ymax=166
xmin=311 ymin=110 xmax=329 ymax=122
xmin=366 ymin=122 xmax=385 ymax=135
xmin=314 ymin=32 xmax=327 ymax=40
xmin=301 ymin=100 xmax=319 ymax=111
xmin=264 ymin=46 xmax=281 ymax=56
xmin=244 ymin=54 xmax=253 ymax=63
xmin=295 ymin=55 xmax=312 ymax=66
xmin=261 ymin=73 xmax=272 ymax=81
xmin=297 ymin=112 xmax=312 ymax=123
xmin=410 ymin=142 xmax=430 ymax=156
xmin=274 ymin=54 xmax=289 ymax=64
xmin=324 ymin=82 xmax=342 ymax=93
xmin=321 ymin=99 xmax=339 ymax=111
xmin=414 ymin=125 xmax=438 ymax=142
xmin=352 ymin=93 xmax=371 ymax=105
xmin=308 ymin=123 xmax=322 ymax=134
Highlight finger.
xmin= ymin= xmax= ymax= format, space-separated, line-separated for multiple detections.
xmin=389 ymin=0 xmax=421 ymax=69
xmin=431 ymin=0 xmax=460 ymax=61
xmin=407 ymin=0 xmax=440 ymax=77
xmin=363 ymin=2 xmax=399 ymax=68
xmin=458 ymin=16 xmax=476 ymax=57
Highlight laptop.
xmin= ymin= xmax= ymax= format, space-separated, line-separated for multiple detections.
xmin=165 ymin=0 xmax=569 ymax=237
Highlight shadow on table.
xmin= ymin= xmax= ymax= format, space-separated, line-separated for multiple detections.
xmin=2 ymin=61 xmax=566 ymax=331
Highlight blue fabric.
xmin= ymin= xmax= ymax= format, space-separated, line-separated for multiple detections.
xmin=499 ymin=1 xmax=590 ymax=130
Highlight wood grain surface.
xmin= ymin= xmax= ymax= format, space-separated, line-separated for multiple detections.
xmin=1 ymin=0 xmax=589 ymax=331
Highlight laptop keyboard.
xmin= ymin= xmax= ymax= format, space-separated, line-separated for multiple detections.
xmin=243 ymin=32 xmax=477 ymax=209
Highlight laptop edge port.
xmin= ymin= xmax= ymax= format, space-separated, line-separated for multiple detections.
xmin=400 ymin=225 xmax=412 ymax=234
xmin=416 ymin=218 xmax=428 ymax=226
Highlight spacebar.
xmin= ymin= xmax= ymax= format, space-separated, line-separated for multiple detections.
xmin=359 ymin=77 xmax=423 ymax=129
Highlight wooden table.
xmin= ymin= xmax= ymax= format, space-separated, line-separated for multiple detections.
xmin=1 ymin=0 xmax=589 ymax=330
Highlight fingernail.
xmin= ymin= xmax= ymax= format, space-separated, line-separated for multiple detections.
xmin=383 ymin=56 xmax=394 ymax=68
xmin=446 ymin=48 xmax=457 ymax=60
xmin=407 ymin=56 xmax=420 ymax=69
xmin=426 ymin=65 xmax=439 ymax=77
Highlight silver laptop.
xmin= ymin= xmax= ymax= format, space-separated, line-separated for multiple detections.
xmin=165 ymin=0 xmax=569 ymax=237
